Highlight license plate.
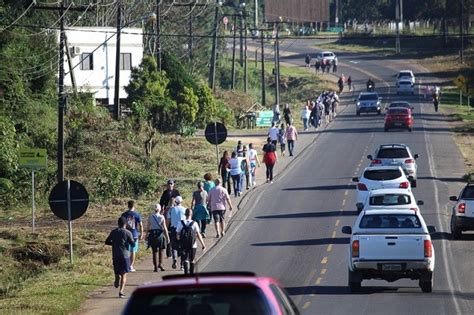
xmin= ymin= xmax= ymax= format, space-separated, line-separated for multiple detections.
xmin=382 ymin=264 xmax=402 ymax=271
xmin=394 ymin=123 xmax=402 ymax=126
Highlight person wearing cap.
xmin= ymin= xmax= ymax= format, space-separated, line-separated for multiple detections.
xmin=121 ymin=200 xmax=143 ymax=272
xmin=159 ymin=179 xmax=181 ymax=215
xmin=167 ymin=195 xmax=186 ymax=269
xmin=105 ymin=217 xmax=136 ymax=298
xmin=146 ymin=204 xmax=170 ymax=272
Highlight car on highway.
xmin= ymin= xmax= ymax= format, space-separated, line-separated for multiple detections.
xmin=396 ymin=70 xmax=415 ymax=85
xmin=386 ymin=101 xmax=413 ymax=111
xmin=352 ymin=165 xmax=412 ymax=208
xmin=342 ymin=209 xmax=436 ymax=293
xmin=316 ymin=51 xmax=336 ymax=62
xmin=356 ymin=188 xmax=424 ymax=213
xmin=449 ymin=183 xmax=474 ymax=239
xmin=384 ymin=107 xmax=414 ymax=132
xmin=123 ymin=272 xmax=300 ymax=315
xmin=356 ymin=92 xmax=382 ymax=115
xmin=396 ymin=80 xmax=415 ymax=95
xmin=368 ymin=144 xmax=419 ymax=187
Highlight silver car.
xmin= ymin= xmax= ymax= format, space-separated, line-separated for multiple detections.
xmin=356 ymin=92 xmax=382 ymax=115
xmin=367 ymin=144 xmax=419 ymax=187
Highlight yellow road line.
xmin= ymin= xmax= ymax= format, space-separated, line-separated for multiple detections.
xmin=335 ymin=219 xmax=340 ymax=226
xmin=315 ymin=277 xmax=323 ymax=284
xmin=320 ymin=268 xmax=327 ymax=275
xmin=327 ymin=244 xmax=333 ymax=252
xmin=303 ymin=302 xmax=311 ymax=309
xmin=332 ymin=231 xmax=337 ymax=238
xmin=321 ymin=257 xmax=328 ymax=264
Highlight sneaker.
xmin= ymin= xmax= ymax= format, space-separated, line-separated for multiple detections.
xmin=216 ymin=234 xmax=220 ymax=238
xmin=172 ymin=260 xmax=177 ymax=269
xmin=270 ymin=181 xmax=273 ymax=184
xmin=130 ymin=266 xmax=136 ymax=272
xmin=201 ymin=232 xmax=206 ymax=238
xmin=153 ymin=266 xmax=158 ymax=272
xmin=221 ymin=231 xmax=226 ymax=237
xmin=238 ymin=192 xmax=241 ymax=196
xmin=119 ymin=292 xmax=126 ymax=298
xmin=158 ymin=265 xmax=165 ymax=271
xmin=266 ymin=178 xmax=269 ymax=183
xmin=180 ymin=266 xmax=184 ymax=271
xmin=253 ymin=181 xmax=256 ymax=186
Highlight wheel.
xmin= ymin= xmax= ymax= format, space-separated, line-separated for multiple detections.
xmin=384 ymin=127 xmax=388 ymax=132
xmin=408 ymin=127 xmax=412 ymax=132
xmin=348 ymin=269 xmax=362 ymax=293
xmin=356 ymin=111 xmax=360 ymax=116
xmin=411 ymin=180 xmax=417 ymax=188
xmin=451 ymin=216 xmax=462 ymax=240
xmin=419 ymin=272 xmax=433 ymax=293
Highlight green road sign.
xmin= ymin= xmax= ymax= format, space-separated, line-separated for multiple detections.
xmin=19 ymin=149 xmax=47 ymax=169
xmin=256 ymin=110 xmax=273 ymax=127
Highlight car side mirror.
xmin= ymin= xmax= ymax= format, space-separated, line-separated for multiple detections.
xmin=367 ymin=155 xmax=373 ymax=160
xmin=427 ymin=226 xmax=436 ymax=234
xmin=352 ymin=177 xmax=359 ymax=182
xmin=414 ymin=154 xmax=419 ymax=159
xmin=417 ymin=200 xmax=424 ymax=206
xmin=449 ymin=196 xmax=458 ymax=202
xmin=342 ymin=226 xmax=352 ymax=235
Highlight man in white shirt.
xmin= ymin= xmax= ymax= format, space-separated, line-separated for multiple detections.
xmin=167 ymin=196 xmax=186 ymax=269
xmin=176 ymin=208 xmax=206 ymax=274
xmin=267 ymin=122 xmax=279 ymax=146
xmin=248 ymin=143 xmax=261 ymax=187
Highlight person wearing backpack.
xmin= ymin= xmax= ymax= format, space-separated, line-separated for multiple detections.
xmin=121 ymin=200 xmax=143 ymax=272
xmin=176 ymin=208 xmax=206 ymax=275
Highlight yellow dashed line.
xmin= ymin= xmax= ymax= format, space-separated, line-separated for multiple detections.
xmin=321 ymin=257 xmax=328 ymax=264
xmin=303 ymin=302 xmax=311 ymax=309
xmin=320 ymin=268 xmax=327 ymax=275
xmin=332 ymin=231 xmax=337 ymax=238
xmin=335 ymin=219 xmax=340 ymax=227
xmin=316 ymin=277 xmax=323 ymax=284
xmin=342 ymin=199 xmax=346 ymax=206
xmin=327 ymin=244 xmax=333 ymax=252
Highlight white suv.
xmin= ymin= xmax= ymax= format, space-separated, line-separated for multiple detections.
xmin=449 ymin=184 xmax=474 ymax=239
xmin=368 ymin=144 xmax=418 ymax=187
xmin=352 ymin=165 xmax=412 ymax=208
xmin=357 ymin=188 xmax=423 ymax=213
xmin=396 ymin=70 xmax=415 ymax=85
xmin=317 ymin=51 xmax=336 ymax=62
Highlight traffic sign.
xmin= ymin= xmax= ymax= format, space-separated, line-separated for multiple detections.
xmin=19 ymin=148 xmax=47 ymax=169
xmin=223 ymin=16 xmax=228 ymax=25
xmin=49 ymin=180 xmax=89 ymax=220
xmin=256 ymin=111 xmax=273 ymax=127
xmin=205 ymin=122 xmax=227 ymax=145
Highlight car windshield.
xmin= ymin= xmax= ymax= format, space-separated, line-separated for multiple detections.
xmin=359 ymin=214 xmax=421 ymax=229
xmin=399 ymin=81 xmax=412 ymax=85
xmin=359 ymin=94 xmax=378 ymax=101
xmin=323 ymin=53 xmax=333 ymax=57
xmin=369 ymin=194 xmax=411 ymax=206
xmin=399 ymin=72 xmax=412 ymax=78
xmin=364 ymin=169 xmax=402 ymax=180
xmin=376 ymin=148 xmax=410 ymax=159
xmin=461 ymin=186 xmax=474 ymax=199
xmin=389 ymin=103 xmax=410 ymax=108
xmin=124 ymin=287 xmax=272 ymax=315
xmin=388 ymin=108 xmax=409 ymax=115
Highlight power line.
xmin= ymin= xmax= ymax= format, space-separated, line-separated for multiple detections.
xmin=0 ymin=0 xmax=37 ymax=32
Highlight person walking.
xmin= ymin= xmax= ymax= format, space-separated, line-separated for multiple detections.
xmin=218 ymin=151 xmax=231 ymax=194
xmin=278 ymin=124 xmax=286 ymax=156
xmin=248 ymin=143 xmax=261 ymax=187
xmin=305 ymin=54 xmax=311 ymax=68
xmin=347 ymin=76 xmax=352 ymax=91
xmin=241 ymin=146 xmax=251 ymax=190
xmin=332 ymin=57 xmax=338 ymax=73
xmin=146 ymin=204 xmax=169 ymax=272
xmin=176 ymin=208 xmax=206 ymax=275
xmin=121 ymin=200 xmax=143 ymax=272
xmin=321 ymin=59 xmax=326 ymax=73
xmin=315 ymin=59 xmax=321 ymax=73
xmin=337 ymin=76 xmax=344 ymax=93
xmin=268 ymin=122 xmax=279 ymax=146
xmin=283 ymin=103 xmax=292 ymax=125
xmin=207 ymin=178 xmax=233 ymax=238
xmin=203 ymin=172 xmax=215 ymax=193
xmin=310 ymin=103 xmax=318 ymax=129
xmin=105 ymin=217 xmax=136 ymax=298
xmin=229 ymin=151 xmax=243 ymax=197
xmin=300 ymin=105 xmax=311 ymax=131
xmin=262 ymin=137 xmax=277 ymax=183
xmin=167 ymin=195 xmax=186 ymax=269
xmin=191 ymin=182 xmax=210 ymax=238
xmin=286 ymin=122 xmax=298 ymax=157
xmin=235 ymin=140 xmax=244 ymax=157
xmin=159 ymin=179 xmax=181 ymax=219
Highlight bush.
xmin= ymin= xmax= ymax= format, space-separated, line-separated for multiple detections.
xmin=92 ymin=161 xmax=125 ymax=200
xmin=123 ymin=169 xmax=158 ymax=197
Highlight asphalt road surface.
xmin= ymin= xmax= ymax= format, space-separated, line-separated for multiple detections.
xmin=200 ymin=43 xmax=473 ymax=314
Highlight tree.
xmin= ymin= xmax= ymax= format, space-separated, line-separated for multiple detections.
xmin=195 ymin=82 xmax=218 ymax=128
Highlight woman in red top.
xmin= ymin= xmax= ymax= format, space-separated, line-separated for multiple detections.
xmin=262 ymin=137 xmax=277 ymax=183
xmin=218 ymin=151 xmax=232 ymax=194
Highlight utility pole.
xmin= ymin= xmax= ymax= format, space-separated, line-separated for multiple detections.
xmin=156 ymin=0 xmax=161 ymax=71
xmin=239 ymin=11 xmax=244 ymax=66
xmin=113 ymin=0 xmax=122 ymax=120
xmin=395 ymin=0 xmax=401 ymax=54
xmin=188 ymin=5 xmax=193 ymax=62
xmin=335 ymin=0 xmax=339 ymax=25
xmin=274 ymin=22 xmax=281 ymax=107
xmin=32 ymin=1 xmax=91 ymax=183
xmin=209 ymin=0 xmax=220 ymax=91
xmin=231 ymin=14 xmax=237 ymax=89
xmin=244 ymin=27 xmax=248 ymax=93
xmin=460 ymin=0 xmax=464 ymax=63
xmin=254 ymin=0 xmax=258 ymax=29
xmin=260 ymin=31 xmax=265 ymax=106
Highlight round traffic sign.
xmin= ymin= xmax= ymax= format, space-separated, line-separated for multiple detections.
xmin=205 ymin=122 xmax=227 ymax=145
xmin=49 ymin=180 xmax=89 ymax=220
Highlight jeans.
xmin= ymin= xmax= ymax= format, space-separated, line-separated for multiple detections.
xmin=231 ymin=173 xmax=242 ymax=196
xmin=287 ymin=140 xmax=295 ymax=156
xmin=302 ymin=118 xmax=308 ymax=130
xmin=266 ymin=163 xmax=275 ymax=181
xmin=221 ymin=170 xmax=231 ymax=194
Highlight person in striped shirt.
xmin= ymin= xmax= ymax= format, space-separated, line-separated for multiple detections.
xmin=285 ymin=122 xmax=298 ymax=157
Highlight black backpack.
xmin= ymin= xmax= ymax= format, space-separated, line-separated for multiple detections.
xmin=180 ymin=220 xmax=196 ymax=249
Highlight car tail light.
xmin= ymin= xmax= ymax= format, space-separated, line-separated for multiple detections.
xmin=371 ymin=159 xmax=382 ymax=164
xmin=357 ymin=183 xmax=368 ymax=191
xmin=352 ymin=240 xmax=360 ymax=257
xmin=458 ymin=203 xmax=466 ymax=213
xmin=399 ymin=181 xmax=410 ymax=189
xmin=424 ymin=240 xmax=432 ymax=258
xmin=405 ymin=159 xmax=414 ymax=164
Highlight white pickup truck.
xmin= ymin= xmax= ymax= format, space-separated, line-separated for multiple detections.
xmin=342 ymin=209 xmax=436 ymax=293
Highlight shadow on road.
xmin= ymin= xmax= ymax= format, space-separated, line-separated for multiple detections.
xmin=255 ymin=210 xmax=358 ymax=219
xmin=418 ymin=176 xmax=466 ymax=183
xmin=283 ymin=184 xmax=356 ymax=191
xmin=251 ymin=237 xmax=350 ymax=247
xmin=285 ymin=285 xmax=398 ymax=296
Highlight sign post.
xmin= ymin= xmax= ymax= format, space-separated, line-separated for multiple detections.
xmin=204 ymin=122 xmax=228 ymax=167
xmin=19 ymin=148 xmax=47 ymax=233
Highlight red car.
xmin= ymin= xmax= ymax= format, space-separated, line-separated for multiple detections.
xmin=123 ymin=272 xmax=300 ymax=315
xmin=384 ymin=107 xmax=413 ymax=132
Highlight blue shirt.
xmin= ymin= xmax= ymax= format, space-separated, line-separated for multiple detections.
xmin=121 ymin=210 xmax=142 ymax=239
xmin=167 ymin=205 xmax=186 ymax=228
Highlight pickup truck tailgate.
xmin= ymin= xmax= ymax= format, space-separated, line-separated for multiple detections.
xmin=465 ymin=200 xmax=474 ymax=217
xmin=359 ymin=235 xmax=425 ymax=260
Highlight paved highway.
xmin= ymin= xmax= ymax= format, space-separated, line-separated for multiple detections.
xmin=200 ymin=43 xmax=473 ymax=314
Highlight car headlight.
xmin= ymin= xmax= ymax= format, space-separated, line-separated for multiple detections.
xmin=357 ymin=102 xmax=360 ymax=106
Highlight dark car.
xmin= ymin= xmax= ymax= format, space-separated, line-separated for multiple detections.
xmin=123 ymin=272 xmax=300 ymax=315
xmin=384 ymin=107 xmax=413 ymax=132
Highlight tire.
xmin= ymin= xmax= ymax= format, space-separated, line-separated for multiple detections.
xmin=348 ymin=269 xmax=362 ymax=293
xmin=384 ymin=127 xmax=389 ymax=132
xmin=451 ymin=216 xmax=462 ymax=240
xmin=408 ymin=127 xmax=412 ymax=132
xmin=419 ymin=272 xmax=433 ymax=293
xmin=356 ymin=111 xmax=360 ymax=116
